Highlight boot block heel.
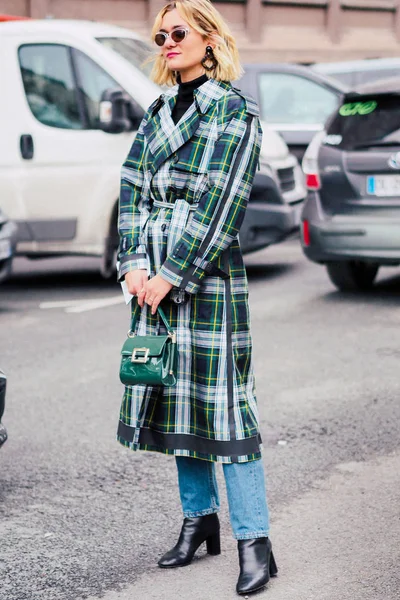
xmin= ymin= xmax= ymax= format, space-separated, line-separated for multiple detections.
xmin=158 ymin=514 xmax=221 ymax=568
xmin=269 ymin=550 xmax=278 ymax=577
xmin=206 ymin=532 xmax=221 ymax=556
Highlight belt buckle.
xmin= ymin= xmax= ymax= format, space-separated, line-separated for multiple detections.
xmin=170 ymin=289 xmax=189 ymax=305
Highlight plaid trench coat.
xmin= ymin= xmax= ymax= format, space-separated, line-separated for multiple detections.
xmin=117 ymin=78 xmax=263 ymax=463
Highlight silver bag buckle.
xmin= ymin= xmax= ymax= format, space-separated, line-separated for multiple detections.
xmin=131 ymin=348 xmax=150 ymax=363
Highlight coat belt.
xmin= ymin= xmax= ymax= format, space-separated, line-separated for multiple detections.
xmin=152 ymin=199 xmax=199 ymax=211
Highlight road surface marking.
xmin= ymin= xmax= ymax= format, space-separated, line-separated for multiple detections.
xmin=40 ymin=296 xmax=124 ymax=313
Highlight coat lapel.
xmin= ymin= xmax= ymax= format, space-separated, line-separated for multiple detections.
xmin=194 ymin=78 xmax=229 ymax=115
xmin=143 ymin=79 xmax=230 ymax=174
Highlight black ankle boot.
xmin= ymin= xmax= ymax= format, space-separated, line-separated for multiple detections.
xmin=158 ymin=513 xmax=221 ymax=568
xmin=236 ymin=537 xmax=277 ymax=595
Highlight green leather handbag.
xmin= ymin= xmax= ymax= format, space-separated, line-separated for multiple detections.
xmin=119 ymin=304 xmax=177 ymax=387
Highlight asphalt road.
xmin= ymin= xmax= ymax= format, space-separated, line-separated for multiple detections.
xmin=1 ymin=242 xmax=400 ymax=600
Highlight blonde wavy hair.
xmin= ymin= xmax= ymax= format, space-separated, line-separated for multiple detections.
xmin=150 ymin=0 xmax=243 ymax=86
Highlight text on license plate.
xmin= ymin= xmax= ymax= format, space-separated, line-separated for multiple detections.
xmin=0 ymin=239 xmax=11 ymax=260
xmin=367 ymin=175 xmax=400 ymax=197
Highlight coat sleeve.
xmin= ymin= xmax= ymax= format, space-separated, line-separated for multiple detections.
xmin=159 ymin=94 xmax=262 ymax=294
xmin=117 ymin=104 xmax=154 ymax=281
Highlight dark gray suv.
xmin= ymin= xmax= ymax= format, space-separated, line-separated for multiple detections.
xmin=301 ymin=79 xmax=400 ymax=291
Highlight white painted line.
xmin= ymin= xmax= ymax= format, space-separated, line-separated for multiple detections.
xmin=40 ymin=295 xmax=124 ymax=313
xmin=66 ymin=296 xmax=124 ymax=313
xmin=40 ymin=299 xmax=90 ymax=309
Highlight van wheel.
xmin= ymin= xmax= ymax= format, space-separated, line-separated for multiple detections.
xmin=100 ymin=244 xmax=118 ymax=279
xmin=100 ymin=205 xmax=119 ymax=280
xmin=326 ymin=261 xmax=379 ymax=291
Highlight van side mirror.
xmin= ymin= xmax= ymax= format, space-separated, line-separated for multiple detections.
xmin=99 ymin=88 xmax=140 ymax=134
xmin=126 ymin=100 xmax=144 ymax=131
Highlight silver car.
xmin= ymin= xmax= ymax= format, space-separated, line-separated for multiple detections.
xmin=238 ymin=64 xmax=347 ymax=162
xmin=240 ymin=125 xmax=306 ymax=254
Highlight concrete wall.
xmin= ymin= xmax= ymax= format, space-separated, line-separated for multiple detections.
xmin=3 ymin=0 xmax=400 ymax=62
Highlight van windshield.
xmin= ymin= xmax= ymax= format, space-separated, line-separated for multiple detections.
xmin=96 ymin=37 xmax=153 ymax=77
xmin=326 ymin=94 xmax=400 ymax=150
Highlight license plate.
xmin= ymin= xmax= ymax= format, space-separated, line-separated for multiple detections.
xmin=367 ymin=175 xmax=400 ymax=197
xmin=0 ymin=239 xmax=12 ymax=261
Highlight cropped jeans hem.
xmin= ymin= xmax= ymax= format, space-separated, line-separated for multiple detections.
xmin=183 ymin=508 xmax=219 ymax=518
xmin=234 ymin=531 xmax=269 ymax=541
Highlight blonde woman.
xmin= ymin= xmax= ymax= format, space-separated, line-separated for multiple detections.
xmin=117 ymin=0 xmax=277 ymax=594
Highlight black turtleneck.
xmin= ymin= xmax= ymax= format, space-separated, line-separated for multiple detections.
xmin=171 ymin=73 xmax=208 ymax=125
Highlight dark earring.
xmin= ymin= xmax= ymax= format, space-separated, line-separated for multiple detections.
xmin=201 ymin=45 xmax=217 ymax=71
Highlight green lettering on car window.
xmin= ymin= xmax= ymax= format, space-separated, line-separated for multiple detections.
xmin=339 ymin=101 xmax=378 ymax=117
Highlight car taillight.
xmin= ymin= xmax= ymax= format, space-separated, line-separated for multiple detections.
xmin=305 ymin=173 xmax=321 ymax=190
xmin=302 ymin=220 xmax=310 ymax=247
xmin=302 ymin=130 xmax=325 ymax=191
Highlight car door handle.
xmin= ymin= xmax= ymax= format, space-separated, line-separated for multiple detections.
xmin=20 ymin=134 xmax=34 ymax=160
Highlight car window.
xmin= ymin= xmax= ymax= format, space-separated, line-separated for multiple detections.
xmin=258 ymin=73 xmax=339 ymax=126
xmin=326 ymin=95 xmax=400 ymax=150
xmin=18 ymin=44 xmax=83 ymax=129
xmin=73 ymin=50 xmax=123 ymax=129
xmin=96 ymin=37 xmax=153 ymax=78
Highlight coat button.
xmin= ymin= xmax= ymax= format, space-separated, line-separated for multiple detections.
xmin=173 ymin=154 xmax=179 ymax=163
xmin=161 ymin=224 xmax=167 ymax=232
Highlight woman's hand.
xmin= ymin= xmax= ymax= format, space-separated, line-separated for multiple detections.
xmin=138 ymin=274 xmax=173 ymax=314
xmin=125 ymin=269 xmax=148 ymax=296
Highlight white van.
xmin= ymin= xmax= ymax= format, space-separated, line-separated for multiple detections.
xmin=0 ymin=19 xmax=305 ymax=277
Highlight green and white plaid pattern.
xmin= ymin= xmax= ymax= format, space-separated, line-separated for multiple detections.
xmin=117 ymin=79 xmax=263 ymax=463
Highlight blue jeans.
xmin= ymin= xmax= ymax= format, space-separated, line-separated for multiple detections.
xmin=175 ymin=457 xmax=270 ymax=540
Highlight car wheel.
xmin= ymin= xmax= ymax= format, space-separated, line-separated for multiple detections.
xmin=100 ymin=244 xmax=118 ymax=280
xmin=326 ymin=261 xmax=379 ymax=291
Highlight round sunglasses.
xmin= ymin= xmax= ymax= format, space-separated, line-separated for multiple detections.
xmin=154 ymin=27 xmax=189 ymax=47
